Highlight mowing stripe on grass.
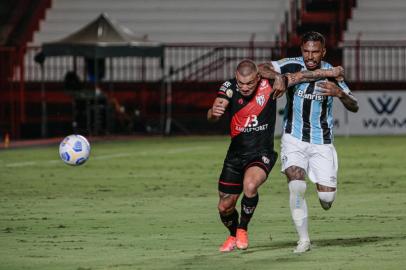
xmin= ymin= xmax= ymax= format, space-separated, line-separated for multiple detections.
xmin=3 ymin=146 xmax=210 ymax=168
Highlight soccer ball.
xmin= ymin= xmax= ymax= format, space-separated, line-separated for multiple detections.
xmin=59 ymin=135 xmax=90 ymax=165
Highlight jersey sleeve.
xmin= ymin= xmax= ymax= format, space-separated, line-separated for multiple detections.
xmin=322 ymin=61 xmax=352 ymax=95
xmin=337 ymin=80 xmax=352 ymax=95
xmin=217 ymin=80 xmax=233 ymax=101
xmin=271 ymin=57 xmax=304 ymax=74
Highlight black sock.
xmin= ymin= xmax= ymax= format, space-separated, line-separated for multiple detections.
xmin=220 ymin=209 xmax=239 ymax=237
xmin=239 ymin=193 xmax=259 ymax=230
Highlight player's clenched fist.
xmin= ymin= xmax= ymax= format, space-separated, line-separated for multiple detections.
xmin=212 ymin=99 xmax=226 ymax=117
xmin=208 ymin=98 xmax=229 ymax=122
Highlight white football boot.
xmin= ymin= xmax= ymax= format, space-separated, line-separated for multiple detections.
xmin=293 ymin=240 xmax=311 ymax=253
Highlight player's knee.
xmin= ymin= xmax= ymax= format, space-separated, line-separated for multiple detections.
xmin=317 ymin=191 xmax=336 ymax=210
xmin=243 ymin=181 xmax=259 ymax=197
xmin=288 ymin=180 xmax=307 ymax=196
xmin=218 ymin=201 xmax=236 ymax=215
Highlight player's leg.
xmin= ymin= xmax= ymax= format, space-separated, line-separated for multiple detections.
xmin=217 ymin=156 xmax=244 ymax=252
xmin=308 ymin=143 xmax=338 ymax=210
xmin=218 ymin=192 xmax=240 ymax=252
xmin=234 ymin=166 xmax=266 ymax=249
xmin=286 ymin=167 xmax=311 ymax=253
xmin=218 ymin=192 xmax=240 ymax=236
xmin=316 ymin=183 xmax=336 ymax=210
xmin=281 ymin=134 xmax=311 ymax=253
xmin=237 ymin=152 xmax=276 ymax=250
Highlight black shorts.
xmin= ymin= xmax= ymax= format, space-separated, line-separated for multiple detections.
xmin=218 ymin=151 xmax=278 ymax=194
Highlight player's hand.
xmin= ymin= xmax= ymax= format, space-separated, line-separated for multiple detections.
xmin=258 ymin=63 xmax=276 ymax=79
xmin=332 ymin=66 xmax=344 ymax=81
xmin=316 ymin=81 xmax=343 ymax=98
xmin=272 ymin=74 xmax=287 ymax=99
xmin=211 ymin=99 xmax=226 ymax=117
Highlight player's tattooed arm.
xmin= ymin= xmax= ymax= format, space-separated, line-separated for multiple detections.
xmin=258 ymin=62 xmax=279 ymax=79
xmin=286 ymin=66 xmax=344 ymax=87
xmin=259 ymin=62 xmax=345 ymax=99
xmin=259 ymin=62 xmax=344 ymax=81
xmin=208 ymin=97 xmax=229 ymax=122
xmin=316 ymin=81 xmax=359 ymax=112
xmin=272 ymin=67 xmax=344 ymax=99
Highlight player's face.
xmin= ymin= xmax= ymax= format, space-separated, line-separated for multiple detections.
xmin=301 ymin=41 xmax=326 ymax=70
xmin=235 ymin=72 xmax=260 ymax=97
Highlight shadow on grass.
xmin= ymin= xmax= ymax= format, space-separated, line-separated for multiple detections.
xmin=244 ymin=234 xmax=406 ymax=254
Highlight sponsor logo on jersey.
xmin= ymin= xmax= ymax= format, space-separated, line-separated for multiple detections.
xmin=256 ymin=95 xmax=265 ymax=106
xmin=297 ymin=89 xmax=325 ymax=101
xmin=262 ymin=156 xmax=270 ymax=164
xmin=234 ymin=123 xmax=269 ymax=133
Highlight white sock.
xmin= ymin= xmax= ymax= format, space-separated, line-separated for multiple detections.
xmin=289 ymin=180 xmax=309 ymax=242
xmin=318 ymin=191 xmax=336 ymax=210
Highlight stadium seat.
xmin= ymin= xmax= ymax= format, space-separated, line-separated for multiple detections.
xmin=342 ymin=0 xmax=406 ymax=81
xmin=32 ymin=0 xmax=289 ymax=44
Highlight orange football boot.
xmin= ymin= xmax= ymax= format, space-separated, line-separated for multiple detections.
xmin=219 ymin=236 xmax=236 ymax=252
xmin=236 ymin=228 xmax=249 ymax=250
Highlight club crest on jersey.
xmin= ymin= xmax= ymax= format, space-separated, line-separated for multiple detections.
xmin=256 ymin=95 xmax=265 ymax=107
xmin=226 ymin=89 xmax=233 ymax=98
xmin=262 ymin=156 xmax=270 ymax=164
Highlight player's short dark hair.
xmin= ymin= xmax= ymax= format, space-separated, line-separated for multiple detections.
xmin=301 ymin=31 xmax=326 ymax=47
xmin=236 ymin=59 xmax=258 ymax=76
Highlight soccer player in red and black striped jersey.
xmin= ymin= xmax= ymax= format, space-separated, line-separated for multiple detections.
xmin=208 ymin=59 xmax=346 ymax=252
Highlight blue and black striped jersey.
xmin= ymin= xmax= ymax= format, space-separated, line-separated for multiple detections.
xmin=272 ymin=57 xmax=352 ymax=144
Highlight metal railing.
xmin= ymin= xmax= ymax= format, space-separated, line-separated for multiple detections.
xmin=341 ymin=40 xmax=406 ymax=82
xmin=18 ymin=43 xmax=282 ymax=82
xmin=4 ymin=41 xmax=406 ymax=84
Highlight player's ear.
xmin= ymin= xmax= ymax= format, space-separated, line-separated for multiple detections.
xmin=322 ymin=47 xmax=326 ymax=58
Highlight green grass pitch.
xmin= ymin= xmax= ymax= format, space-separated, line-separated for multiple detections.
xmin=0 ymin=136 xmax=405 ymax=270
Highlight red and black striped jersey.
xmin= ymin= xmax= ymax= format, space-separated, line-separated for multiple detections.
xmin=217 ymin=78 xmax=277 ymax=155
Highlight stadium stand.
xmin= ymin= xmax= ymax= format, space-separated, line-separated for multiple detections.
xmin=32 ymin=0 xmax=289 ymax=45
xmin=3 ymin=0 xmax=405 ymax=139
xmin=342 ymin=0 xmax=406 ymax=82
xmin=344 ymin=0 xmax=406 ymax=41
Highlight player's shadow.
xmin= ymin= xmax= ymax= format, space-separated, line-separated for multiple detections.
xmin=243 ymin=235 xmax=406 ymax=254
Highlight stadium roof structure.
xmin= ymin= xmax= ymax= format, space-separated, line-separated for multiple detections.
xmin=35 ymin=13 xmax=164 ymax=61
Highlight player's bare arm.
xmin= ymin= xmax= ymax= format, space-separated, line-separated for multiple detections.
xmin=260 ymin=63 xmax=345 ymax=99
xmin=316 ymin=81 xmax=359 ymax=112
xmin=289 ymin=66 xmax=344 ymax=84
xmin=258 ymin=63 xmax=279 ymax=79
xmin=259 ymin=62 xmax=343 ymax=81
xmin=208 ymin=97 xmax=229 ymax=122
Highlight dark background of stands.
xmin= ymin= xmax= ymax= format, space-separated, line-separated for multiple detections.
xmin=1 ymin=0 xmax=405 ymax=139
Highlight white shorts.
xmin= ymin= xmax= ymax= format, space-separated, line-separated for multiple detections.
xmin=281 ymin=133 xmax=338 ymax=188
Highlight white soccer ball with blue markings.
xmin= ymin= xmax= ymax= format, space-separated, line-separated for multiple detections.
xmin=59 ymin=135 xmax=90 ymax=166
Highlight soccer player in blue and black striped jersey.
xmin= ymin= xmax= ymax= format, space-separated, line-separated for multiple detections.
xmin=260 ymin=31 xmax=359 ymax=253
